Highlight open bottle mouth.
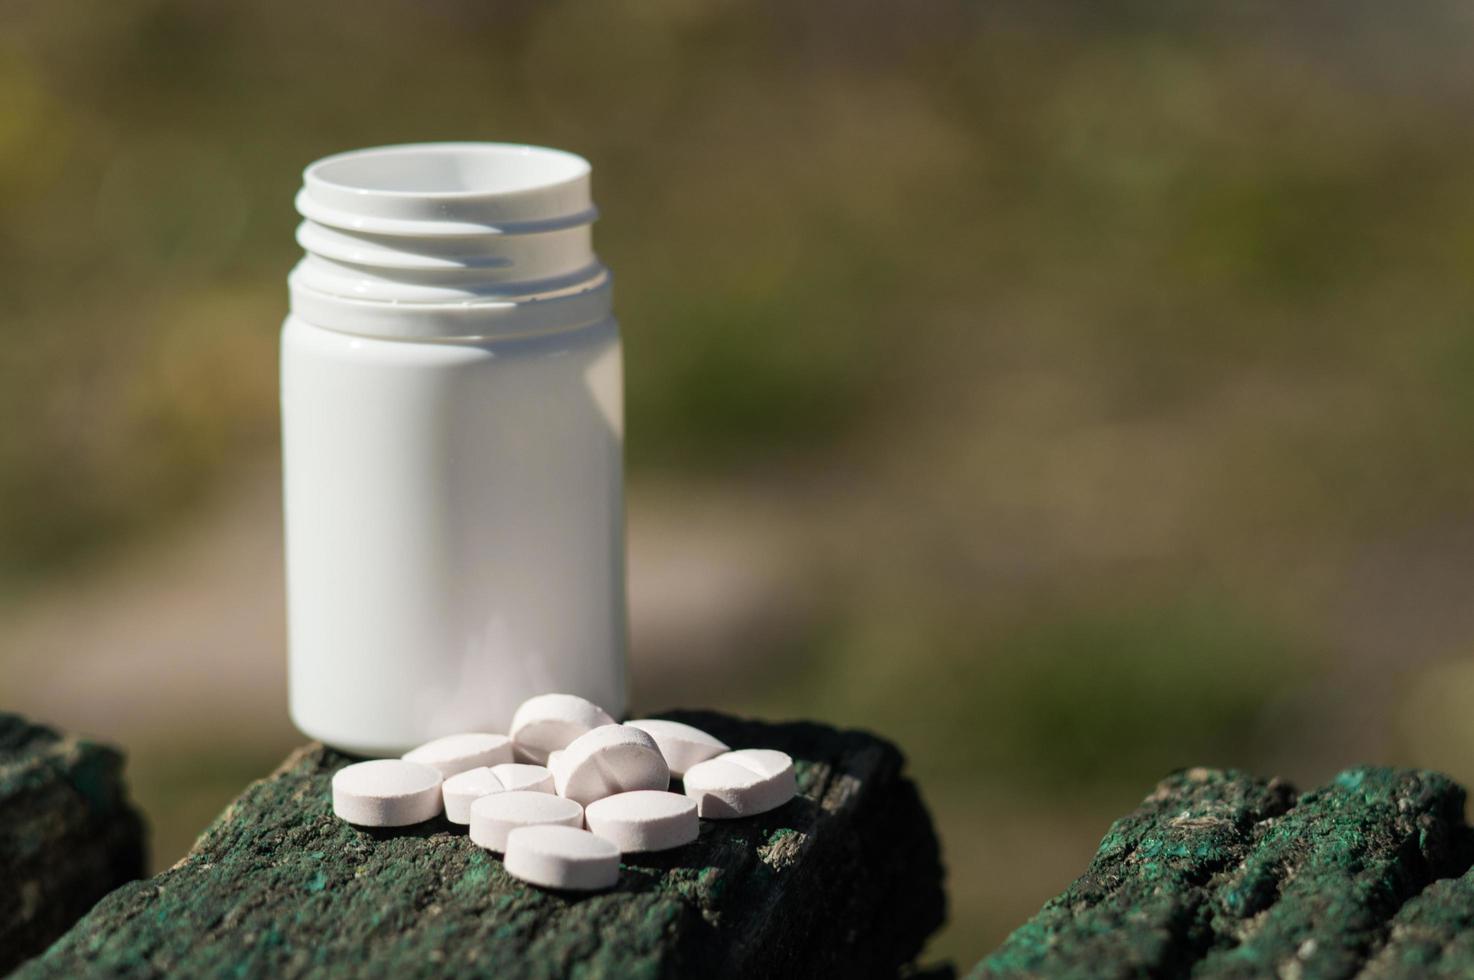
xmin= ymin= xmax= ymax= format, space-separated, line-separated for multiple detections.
xmin=291 ymin=143 xmax=609 ymax=341
xmin=299 ymin=142 xmax=598 ymax=236
xmin=306 ymin=143 xmax=590 ymax=198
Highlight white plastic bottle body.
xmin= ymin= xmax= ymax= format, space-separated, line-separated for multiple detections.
xmin=280 ymin=142 xmax=626 ymax=755
xmin=282 ymin=316 xmax=625 ymax=755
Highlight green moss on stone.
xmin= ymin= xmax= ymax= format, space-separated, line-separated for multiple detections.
xmin=975 ymin=766 xmax=1474 ymax=980
xmin=18 ymin=711 xmax=942 ymax=980
xmin=0 ymin=714 xmax=146 ymax=973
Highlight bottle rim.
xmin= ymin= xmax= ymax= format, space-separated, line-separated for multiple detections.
xmin=300 ymin=142 xmax=598 ymax=234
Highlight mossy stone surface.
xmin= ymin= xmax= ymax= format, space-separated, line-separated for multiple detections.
xmin=975 ymin=766 xmax=1474 ymax=980
xmin=15 ymin=711 xmax=943 ymax=979
xmin=1 ymin=713 xmax=146 ymax=974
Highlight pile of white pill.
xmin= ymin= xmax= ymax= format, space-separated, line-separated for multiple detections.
xmin=330 ymin=694 xmax=797 ymax=892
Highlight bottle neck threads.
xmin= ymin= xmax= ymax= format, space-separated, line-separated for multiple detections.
xmin=289 ymin=143 xmax=611 ymax=342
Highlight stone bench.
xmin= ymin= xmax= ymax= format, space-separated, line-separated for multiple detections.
xmin=12 ymin=711 xmax=944 ymax=979
xmin=21 ymin=706 xmax=1474 ymax=979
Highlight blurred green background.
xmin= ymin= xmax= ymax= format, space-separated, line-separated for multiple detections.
xmin=5 ymin=0 xmax=1474 ymax=967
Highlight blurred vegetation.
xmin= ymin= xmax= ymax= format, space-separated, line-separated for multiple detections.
xmin=5 ymin=0 xmax=1474 ymax=967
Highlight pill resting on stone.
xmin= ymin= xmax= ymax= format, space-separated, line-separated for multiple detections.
xmin=470 ymin=790 xmax=584 ymax=852
xmin=553 ymin=724 xmax=670 ymax=806
xmin=625 ymin=718 xmax=730 ymax=777
xmin=509 ymin=694 xmax=616 ymax=765
xmin=402 ymin=733 xmax=513 ymax=777
xmin=443 ymin=764 xmax=555 ymax=825
xmin=332 ymin=759 xmax=443 ymax=827
xmin=490 ymin=763 xmax=555 ymax=795
xmin=584 ymin=790 xmax=699 ymax=852
xmin=682 ymin=748 xmax=797 ymax=818
xmin=504 ymin=825 xmax=620 ymax=892
xmin=442 ymin=767 xmax=507 ymax=825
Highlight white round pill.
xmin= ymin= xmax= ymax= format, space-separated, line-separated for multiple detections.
xmin=469 ymin=790 xmax=583 ymax=852
xmin=489 ymin=763 xmax=555 ymax=795
xmin=626 ymin=719 xmax=730 ymax=777
xmin=509 ymin=694 xmax=616 ymax=765
xmin=554 ymin=724 xmax=670 ymax=807
xmin=444 ymin=764 xmax=556 ymax=824
xmin=402 ymin=733 xmax=513 ymax=777
xmin=504 ymin=825 xmax=620 ymax=892
xmin=332 ymin=759 xmax=443 ymax=827
xmin=682 ymin=748 xmax=797 ymax=819
xmin=546 ymin=749 xmax=565 ymax=774
xmin=441 ymin=767 xmax=507 ymax=825
xmin=585 ymin=790 xmax=699 ymax=853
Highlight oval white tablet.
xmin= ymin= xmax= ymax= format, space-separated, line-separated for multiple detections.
xmin=626 ymin=719 xmax=730 ymax=777
xmin=509 ymin=694 xmax=617 ymax=765
xmin=554 ymin=724 xmax=670 ymax=807
xmin=469 ymin=790 xmax=583 ymax=852
xmin=504 ymin=825 xmax=620 ymax=891
xmin=332 ymin=759 xmax=443 ymax=827
xmin=585 ymin=790 xmax=698 ymax=853
xmin=441 ymin=767 xmax=507 ymax=825
xmin=444 ymin=764 xmax=556 ymax=824
xmin=682 ymin=748 xmax=797 ymax=819
xmin=490 ymin=763 xmax=555 ymax=795
xmin=403 ymin=733 xmax=514 ymax=777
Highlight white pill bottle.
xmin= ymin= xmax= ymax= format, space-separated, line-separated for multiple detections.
xmin=281 ymin=143 xmax=626 ymax=755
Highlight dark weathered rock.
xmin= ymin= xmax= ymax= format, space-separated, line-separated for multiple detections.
xmin=0 ymin=713 xmax=147 ymax=974
xmin=1359 ymin=871 xmax=1474 ymax=979
xmin=974 ymin=766 xmax=1474 ymax=980
xmin=17 ymin=711 xmax=944 ymax=979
